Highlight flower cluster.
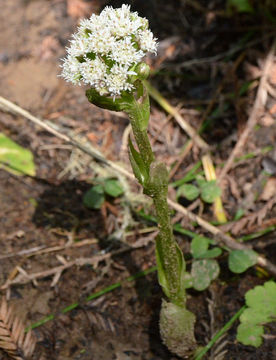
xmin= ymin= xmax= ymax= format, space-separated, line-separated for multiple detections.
xmin=61 ymin=4 xmax=157 ymax=97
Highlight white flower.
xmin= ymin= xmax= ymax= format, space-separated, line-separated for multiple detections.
xmin=110 ymin=36 xmax=144 ymax=66
xmin=105 ymin=64 xmax=135 ymax=96
xmin=60 ymin=4 xmax=158 ymax=97
xmin=80 ymin=57 xmax=107 ymax=86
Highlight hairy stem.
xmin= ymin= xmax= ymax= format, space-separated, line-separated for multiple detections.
xmin=153 ymin=190 xmax=182 ymax=302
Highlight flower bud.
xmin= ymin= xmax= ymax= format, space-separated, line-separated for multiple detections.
xmin=135 ymin=62 xmax=150 ymax=80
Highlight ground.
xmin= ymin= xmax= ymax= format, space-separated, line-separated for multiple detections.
xmin=0 ymin=0 xmax=276 ymax=359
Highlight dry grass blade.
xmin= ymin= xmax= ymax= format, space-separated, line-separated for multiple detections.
xmin=0 ymin=297 xmax=36 ymax=360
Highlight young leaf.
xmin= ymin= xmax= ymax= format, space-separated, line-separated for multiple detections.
xmin=237 ymin=281 xmax=276 ymax=347
xmin=120 ymin=83 xmax=150 ymax=131
xmin=155 ymin=235 xmax=171 ymax=299
xmin=86 ymin=88 xmax=122 ymax=111
xmin=83 ymin=185 xmax=105 ymax=209
xmin=228 ymin=249 xmax=258 ymax=273
xmin=191 ymin=259 xmax=220 ymax=291
xmin=103 ymin=179 xmax=124 ymax=197
xmin=199 ymin=248 xmax=222 ymax=259
xmin=199 ymin=180 xmax=221 ymax=204
xmin=227 ymin=0 xmax=254 ymax=13
xmin=0 ymin=133 xmax=36 ymax=176
xmin=190 ymin=236 xmax=209 ymax=259
xmin=128 ymin=138 xmax=148 ymax=186
xmin=176 ymin=184 xmax=200 ymax=201
xmin=182 ymin=272 xmax=193 ymax=289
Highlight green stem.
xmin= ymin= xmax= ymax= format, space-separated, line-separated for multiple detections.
xmin=126 ymin=83 xmax=185 ymax=305
xmin=153 ymin=191 xmax=182 ymax=302
xmin=129 ymin=118 xmax=155 ymax=168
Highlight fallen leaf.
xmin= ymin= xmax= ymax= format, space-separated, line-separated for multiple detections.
xmin=259 ymin=177 xmax=276 ymax=201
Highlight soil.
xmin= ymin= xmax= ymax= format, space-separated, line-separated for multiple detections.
xmin=0 ymin=1 xmax=276 ymax=359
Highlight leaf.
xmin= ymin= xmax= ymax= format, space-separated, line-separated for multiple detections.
xmin=176 ymin=184 xmax=200 ymax=201
xmin=198 ymin=180 xmax=221 ymax=204
xmin=155 ymin=235 xmax=171 ymax=299
xmin=228 ymin=249 xmax=258 ymax=273
xmin=0 ymin=133 xmax=35 ymax=176
xmin=227 ymin=0 xmax=254 ymax=13
xmin=103 ymin=179 xmax=124 ymax=197
xmin=128 ymin=138 xmax=148 ymax=186
xmin=190 ymin=236 xmax=209 ymax=259
xmin=237 ymin=281 xmax=276 ymax=347
xmin=156 ymin=236 xmax=187 ymax=305
xmin=120 ymin=82 xmax=150 ymax=131
xmin=182 ymin=272 xmax=193 ymax=289
xmin=191 ymin=259 xmax=220 ymax=291
xmin=86 ymin=88 xmax=122 ymax=111
xmin=200 ymin=247 xmax=222 ymax=259
xmin=160 ymin=300 xmax=196 ymax=358
xmin=83 ymin=185 xmax=105 ymax=209
xmin=237 ymin=323 xmax=264 ymax=347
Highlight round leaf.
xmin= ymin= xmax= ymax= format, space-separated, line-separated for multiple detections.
xmin=191 ymin=259 xmax=220 ymax=291
xmin=237 ymin=281 xmax=276 ymax=347
xmin=199 ymin=180 xmax=221 ymax=204
xmin=191 ymin=236 xmax=209 ymax=258
xmin=228 ymin=249 xmax=258 ymax=274
xmin=83 ymin=185 xmax=105 ymax=209
xmin=176 ymin=184 xmax=200 ymax=201
xmin=237 ymin=323 xmax=264 ymax=347
xmin=103 ymin=179 xmax=124 ymax=197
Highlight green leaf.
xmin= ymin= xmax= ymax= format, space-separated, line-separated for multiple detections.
xmin=176 ymin=184 xmax=200 ymax=201
xmin=83 ymin=185 xmax=105 ymax=209
xmin=228 ymin=249 xmax=258 ymax=273
xmin=120 ymin=82 xmax=150 ymax=131
xmin=233 ymin=208 xmax=244 ymax=221
xmin=191 ymin=259 xmax=220 ymax=291
xmin=237 ymin=281 xmax=276 ymax=347
xmin=182 ymin=272 xmax=193 ymax=289
xmin=198 ymin=180 xmax=221 ymax=203
xmin=86 ymin=88 xmax=122 ymax=111
xmin=103 ymin=179 xmax=124 ymax=197
xmin=199 ymin=247 xmax=222 ymax=259
xmin=237 ymin=323 xmax=264 ymax=347
xmin=128 ymin=138 xmax=148 ymax=186
xmin=191 ymin=236 xmax=209 ymax=259
xmin=227 ymin=0 xmax=254 ymax=13
xmin=155 ymin=235 xmax=171 ymax=299
xmin=0 ymin=133 xmax=35 ymax=176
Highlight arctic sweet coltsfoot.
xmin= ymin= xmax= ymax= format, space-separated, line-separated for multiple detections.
xmin=61 ymin=4 xmax=157 ymax=97
xmin=61 ymin=5 xmax=197 ymax=358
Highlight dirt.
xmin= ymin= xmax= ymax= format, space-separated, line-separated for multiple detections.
xmin=0 ymin=0 xmax=276 ymax=359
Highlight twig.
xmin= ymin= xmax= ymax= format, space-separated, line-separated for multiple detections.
xmin=0 ymin=233 xmax=157 ymax=290
xmin=0 ymin=96 xmax=134 ymax=181
xmin=1 ymin=96 xmax=276 ymax=276
xmin=167 ymin=199 xmax=276 ymax=277
xmin=218 ymin=40 xmax=276 ymax=183
xmin=0 ymin=238 xmax=98 ymax=260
